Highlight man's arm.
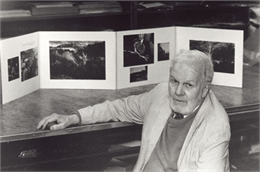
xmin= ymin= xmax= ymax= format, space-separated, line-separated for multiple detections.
xmin=77 ymin=90 xmax=152 ymax=125
xmin=37 ymin=83 xmax=164 ymax=130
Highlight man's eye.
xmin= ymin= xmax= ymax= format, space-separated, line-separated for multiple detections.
xmin=171 ymin=78 xmax=178 ymax=84
xmin=185 ymin=83 xmax=193 ymax=88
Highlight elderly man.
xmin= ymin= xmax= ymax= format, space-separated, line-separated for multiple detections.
xmin=37 ymin=50 xmax=231 ymax=172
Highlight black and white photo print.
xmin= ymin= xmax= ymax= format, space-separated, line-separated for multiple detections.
xmin=190 ymin=40 xmax=235 ymax=74
xmin=158 ymin=42 xmax=170 ymax=61
xmin=124 ymin=33 xmax=154 ymax=67
xmin=8 ymin=56 xmax=19 ymax=82
xmin=130 ymin=66 xmax=148 ymax=83
xmin=21 ymin=48 xmax=38 ymax=82
xmin=49 ymin=41 xmax=106 ymax=80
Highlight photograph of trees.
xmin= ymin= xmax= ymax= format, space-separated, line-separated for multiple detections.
xmin=8 ymin=56 xmax=19 ymax=82
xmin=49 ymin=41 xmax=105 ymax=80
xmin=190 ymin=40 xmax=235 ymax=74
xmin=158 ymin=42 xmax=170 ymax=61
xmin=21 ymin=48 xmax=38 ymax=82
xmin=124 ymin=33 xmax=154 ymax=67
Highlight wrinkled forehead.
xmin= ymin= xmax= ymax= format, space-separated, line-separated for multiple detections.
xmin=171 ymin=58 xmax=204 ymax=80
xmin=175 ymin=55 xmax=204 ymax=68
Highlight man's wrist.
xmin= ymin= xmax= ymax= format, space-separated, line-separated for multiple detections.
xmin=69 ymin=112 xmax=82 ymax=126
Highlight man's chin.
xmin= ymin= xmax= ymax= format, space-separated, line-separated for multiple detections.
xmin=170 ymin=105 xmax=184 ymax=113
xmin=170 ymin=104 xmax=191 ymax=115
xmin=170 ymin=99 xmax=187 ymax=113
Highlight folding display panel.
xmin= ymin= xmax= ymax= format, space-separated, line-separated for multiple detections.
xmin=0 ymin=27 xmax=243 ymax=104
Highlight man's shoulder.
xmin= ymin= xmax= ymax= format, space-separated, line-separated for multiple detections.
xmin=152 ymin=82 xmax=169 ymax=94
xmin=203 ymin=91 xmax=230 ymax=129
xmin=155 ymin=81 xmax=168 ymax=89
xmin=196 ymin=93 xmax=231 ymax=143
xmin=148 ymin=82 xmax=169 ymax=101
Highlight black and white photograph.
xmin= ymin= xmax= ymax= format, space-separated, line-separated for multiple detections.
xmin=123 ymin=33 xmax=154 ymax=67
xmin=158 ymin=42 xmax=170 ymax=61
xmin=8 ymin=56 xmax=19 ymax=81
xmin=21 ymin=48 xmax=38 ymax=82
xmin=0 ymin=1 xmax=258 ymax=172
xmin=49 ymin=41 xmax=106 ymax=80
xmin=130 ymin=66 xmax=147 ymax=83
xmin=190 ymin=40 xmax=235 ymax=74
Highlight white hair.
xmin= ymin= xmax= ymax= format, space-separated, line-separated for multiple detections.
xmin=170 ymin=50 xmax=214 ymax=83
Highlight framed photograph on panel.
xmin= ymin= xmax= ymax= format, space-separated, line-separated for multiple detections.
xmin=0 ymin=32 xmax=40 ymax=104
xmin=130 ymin=66 xmax=148 ymax=83
xmin=116 ymin=27 xmax=176 ymax=89
xmin=176 ymin=27 xmax=243 ymax=88
xmin=21 ymin=48 xmax=38 ymax=82
xmin=8 ymin=56 xmax=19 ymax=82
xmin=39 ymin=32 xmax=116 ymax=89
xmin=158 ymin=42 xmax=170 ymax=61
xmin=190 ymin=40 xmax=235 ymax=74
xmin=123 ymin=33 xmax=154 ymax=67
xmin=49 ymin=41 xmax=105 ymax=80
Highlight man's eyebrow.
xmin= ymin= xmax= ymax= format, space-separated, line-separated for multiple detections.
xmin=171 ymin=77 xmax=196 ymax=84
xmin=170 ymin=74 xmax=197 ymax=84
xmin=184 ymin=82 xmax=195 ymax=85
xmin=184 ymin=80 xmax=197 ymax=85
xmin=184 ymin=79 xmax=196 ymax=83
xmin=170 ymin=76 xmax=177 ymax=80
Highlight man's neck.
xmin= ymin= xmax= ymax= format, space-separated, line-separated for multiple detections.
xmin=184 ymin=99 xmax=204 ymax=118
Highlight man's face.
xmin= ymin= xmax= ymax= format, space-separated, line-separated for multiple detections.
xmin=168 ymin=60 xmax=208 ymax=115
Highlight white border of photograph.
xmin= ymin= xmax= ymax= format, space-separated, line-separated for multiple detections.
xmin=116 ymin=27 xmax=176 ymax=89
xmin=0 ymin=32 xmax=40 ymax=104
xmin=39 ymin=31 xmax=117 ymax=89
xmin=176 ymin=27 xmax=243 ymax=88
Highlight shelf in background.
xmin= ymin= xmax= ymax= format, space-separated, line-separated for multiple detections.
xmin=0 ymin=1 xmax=131 ymax=22
xmin=0 ymin=11 xmax=131 ymax=22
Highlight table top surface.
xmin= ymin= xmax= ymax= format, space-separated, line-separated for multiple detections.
xmin=0 ymin=65 xmax=259 ymax=142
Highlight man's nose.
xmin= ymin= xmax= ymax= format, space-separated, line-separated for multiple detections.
xmin=175 ymin=84 xmax=184 ymax=96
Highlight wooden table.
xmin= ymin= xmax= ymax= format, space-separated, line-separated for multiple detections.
xmin=0 ymin=64 xmax=259 ymax=171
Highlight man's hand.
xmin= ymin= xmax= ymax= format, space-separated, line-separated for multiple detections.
xmin=37 ymin=113 xmax=79 ymax=130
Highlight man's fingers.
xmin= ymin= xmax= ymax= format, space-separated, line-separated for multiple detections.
xmin=50 ymin=123 xmax=65 ymax=130
xmin=37 ymin=113 xmax=70 ymax=130
xmin=37 ymin=113 xmax=58 ymax=129
xmin=37 ymin=116 xmax=48 ymax=129
xmin=42 ymin=118 xmax=55 ymax=130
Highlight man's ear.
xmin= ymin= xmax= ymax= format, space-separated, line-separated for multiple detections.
xmin=202 ymin=84 xmax=210 ymax=98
